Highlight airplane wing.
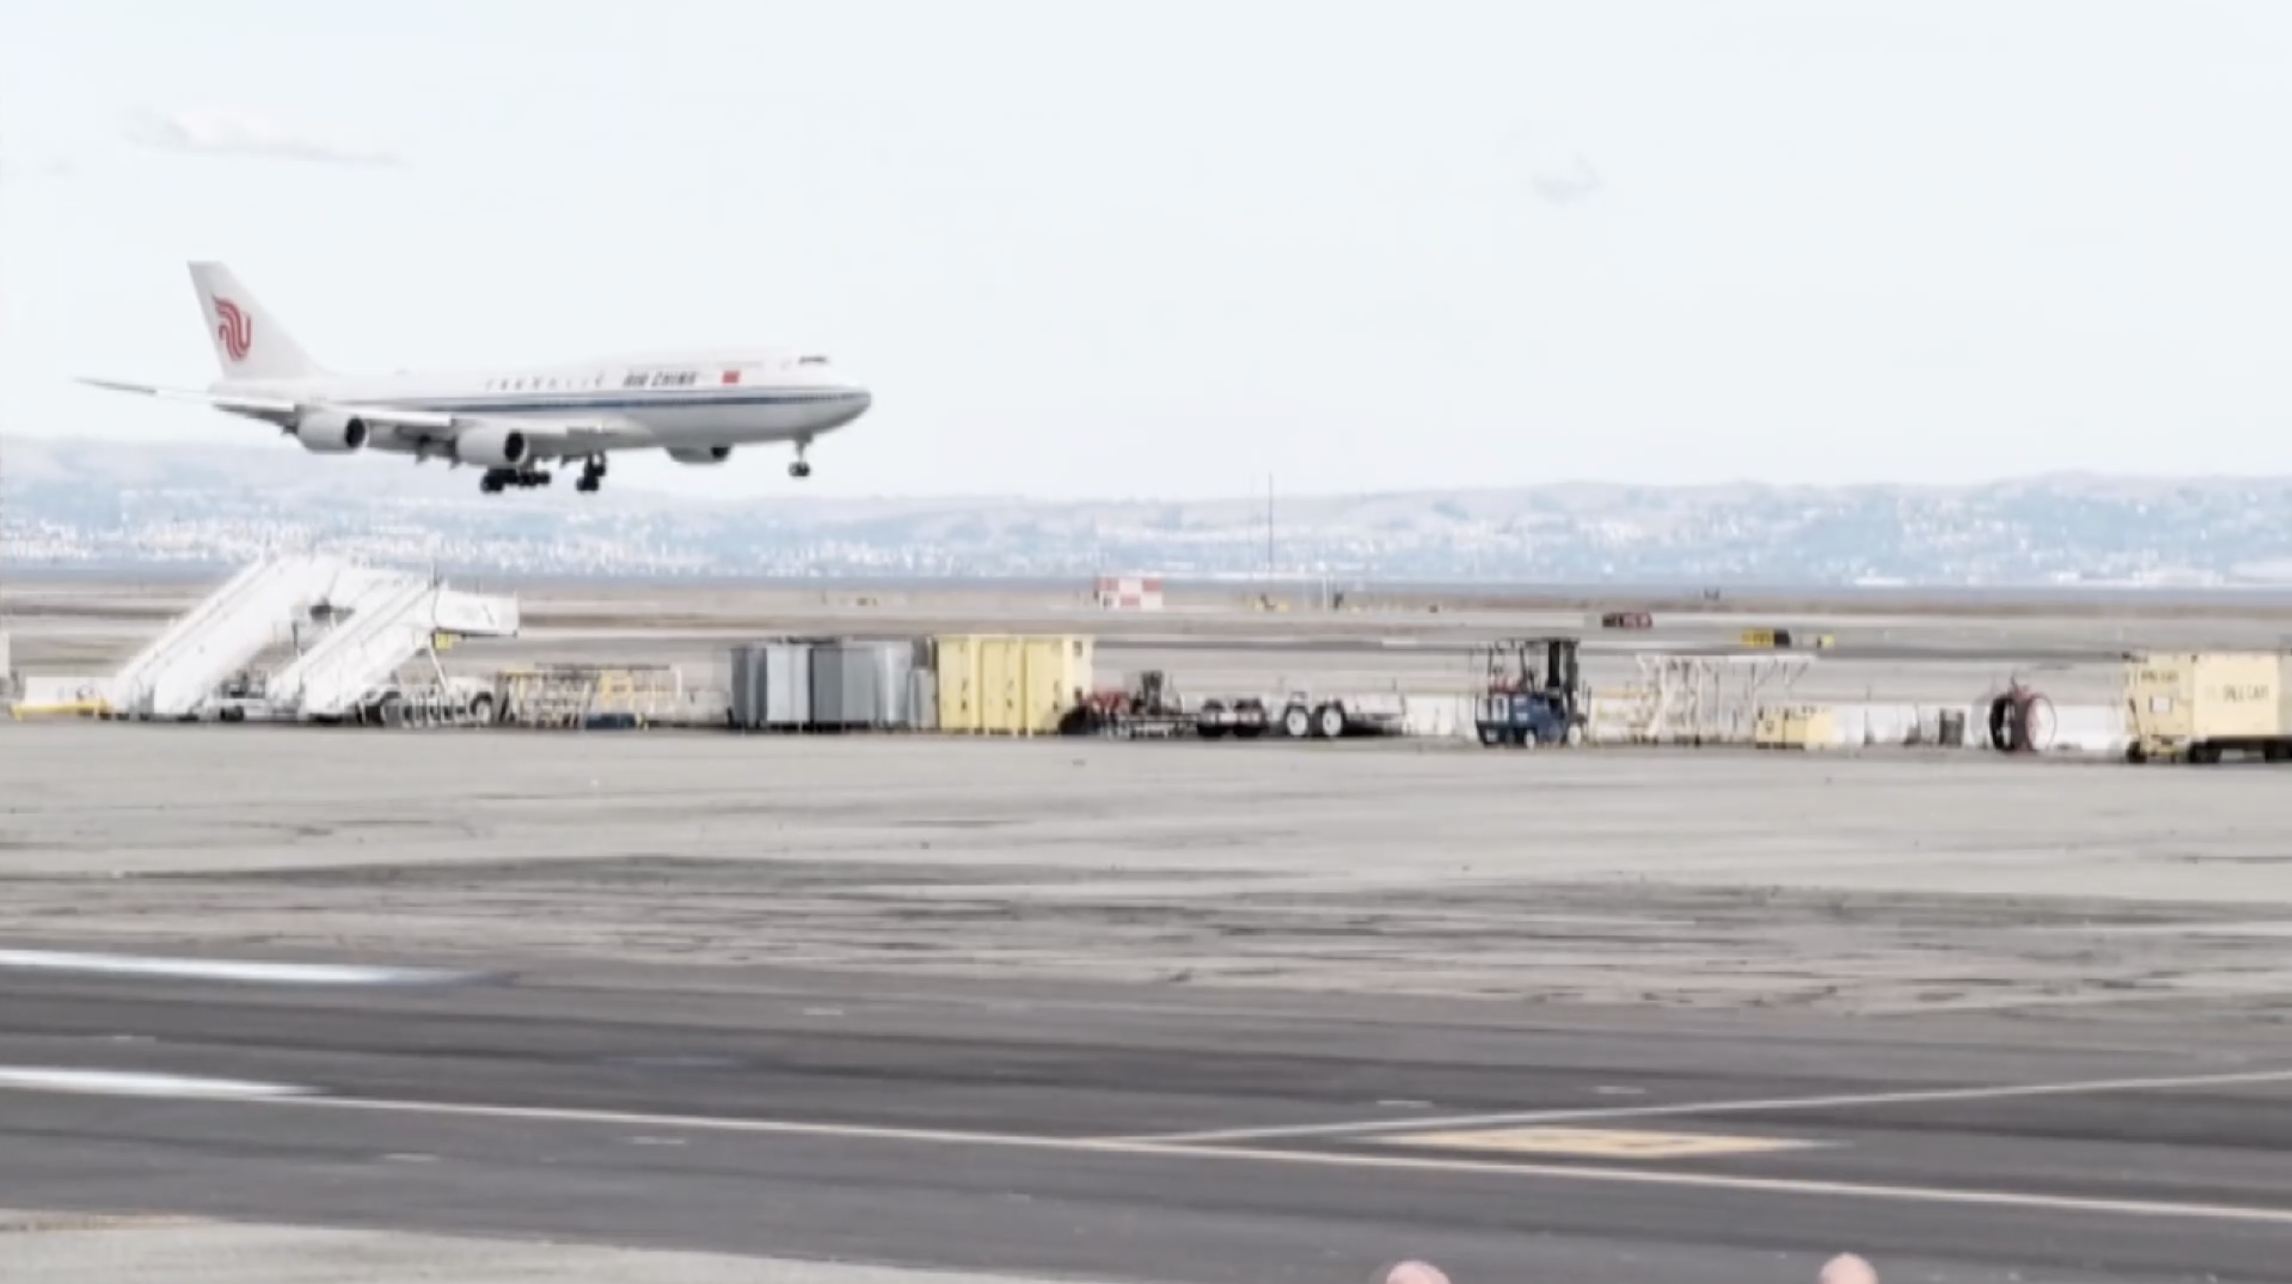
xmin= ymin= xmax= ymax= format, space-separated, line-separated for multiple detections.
xmin=76 ymin=378 xmax=647 ymax=459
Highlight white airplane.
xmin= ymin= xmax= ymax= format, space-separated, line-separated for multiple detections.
xmin=79 ymin=262 xmax=872 ymax=494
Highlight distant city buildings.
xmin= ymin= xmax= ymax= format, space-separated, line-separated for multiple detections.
xmin=5 ymin=437 xmax=2292 ymax=585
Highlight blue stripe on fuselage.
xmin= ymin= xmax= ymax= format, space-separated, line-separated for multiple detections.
xmin=380 ymin=389 xmax=865 ymax=414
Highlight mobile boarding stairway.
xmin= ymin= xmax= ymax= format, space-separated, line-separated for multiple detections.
xmin=102 ymin=554 xmax=346 ymax=719
xmin=95 ymin=553 xmax=519 ymax=722
xmin=261 ymin=567 xmax=519 ymax=723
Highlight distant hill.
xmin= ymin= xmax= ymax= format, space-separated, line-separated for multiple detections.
xmin=5 ymin=434 xmax=2291 ymax=586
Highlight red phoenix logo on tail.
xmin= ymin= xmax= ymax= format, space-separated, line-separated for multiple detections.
xmin=214 ymin=299 xmax=253 ymax=363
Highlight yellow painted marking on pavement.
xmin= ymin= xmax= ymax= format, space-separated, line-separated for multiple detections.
xmin=1377 ymin=1126 xmax=1822 ymax=1159
xmin=0 ymin=1213 xmax=209 ymax=1234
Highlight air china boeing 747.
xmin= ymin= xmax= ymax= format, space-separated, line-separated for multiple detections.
xmin=79 ymin=262 xmax=873 ymax=495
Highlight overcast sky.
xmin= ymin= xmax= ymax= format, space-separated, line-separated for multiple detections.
xmin=4 ymin=0 xmax=2290 ymax=500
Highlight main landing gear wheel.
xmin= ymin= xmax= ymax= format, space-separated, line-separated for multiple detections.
xmin=480 ymin=467 xmax=552 ymax=494
xmin=576 ymin=455 xmax=607 ymax=493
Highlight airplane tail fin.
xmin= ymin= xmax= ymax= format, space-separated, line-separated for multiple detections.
xmin=187 ymin=261 xmax=326 ymax=382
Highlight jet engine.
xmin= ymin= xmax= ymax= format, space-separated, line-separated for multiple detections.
xmin=292 ymin=410 xmax=368 ymax=453
xmin=668 ymin=445 xmax=733 ymax=465
xmin=453 ymin=423 xmax=530 ymax=469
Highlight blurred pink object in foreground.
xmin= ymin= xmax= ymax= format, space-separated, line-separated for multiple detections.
xmin=1820 ymin=1253 xmax=1879 ymax=1284
xmin=1384 ymin=1261 xmax=1450 ymax=1284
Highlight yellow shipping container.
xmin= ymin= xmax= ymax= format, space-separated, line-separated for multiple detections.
xmin=1796 ymin=705 xmax=1836 ymax=748
xmin=2125 ymin=651 xmax=2292 ymax=760
xmin=1754 ymin=703 xmax=1836 ymax=750
xmin=935 ymin=634 xmax=1096 ymax=735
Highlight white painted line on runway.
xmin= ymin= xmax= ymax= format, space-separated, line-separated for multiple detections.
xmin=1120 ymin=1066 xmax=2292 ymax=1144
xmin=0 ymin=1067 xmax=310 ymax=1099
xmin=0 ymin=948 xmax=462 ymax=988
xmin=0 ymin=1075 xmax=2283 ymax=1226
xmin=241 ymin=1091 xmax=2292 ymax=1228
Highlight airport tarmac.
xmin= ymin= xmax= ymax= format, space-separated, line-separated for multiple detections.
xmin=7 ymin=721 xmax=2292 ymax=1007
xmin=8 ymin=585 xmax=2292 ymax=1282
xmin=2 ymin=944 xmax=2291 ymax=1284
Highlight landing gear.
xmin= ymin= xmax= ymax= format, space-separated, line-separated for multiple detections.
xmin=789 ymin=438 xmax=813 ymax=479
xmin=479 ymin=466 xmax=551 ymax=494
xmin=576 ymin=455 xmax=607 ymax=493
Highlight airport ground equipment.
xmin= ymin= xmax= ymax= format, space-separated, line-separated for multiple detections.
xmin=1473 ymin=636 xmax=1590 ymax=748
xmin=88 ymin=552 xmax=518 ymax=723
xmin=1064 ymin=670 xmax=1200 ymax=738
xmin=1629 ymin=652 xmax=1814 ymax=744
xmin=248 ymin=572 xmax=516 ymax=723
xmin=103 ymin=553 xmax=343 ymax=718
xmin=1193 ymin=694 xmax=1272 ymax=740
xmin=496 ymin=664 xmax=687 ymax=730
xmin=1740 ymin=627 xmax=1835 ymax=650
xmin=1985 ymin=679 xmax=2057 ymax=756
xmin=2122 ymin=650 xmax=2292 ymax=764
xmin=1245 ymin=688 xmax=1405 ymax=739
xmin=1058 ymin=672 xmax=1401 ymax=740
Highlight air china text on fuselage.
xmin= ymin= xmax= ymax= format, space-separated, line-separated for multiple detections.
xmin=80 ymin=262 xmax=872 ymax=494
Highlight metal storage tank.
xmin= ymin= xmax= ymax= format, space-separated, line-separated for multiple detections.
xmin=730 ymin=644 xmax=758 ymax=729
xmin=809 ymin=640 xmax=885 ymax=729
xmin=730 ymin=640 xmax=815 ymax=730
xmin=906 ymin=667 xmax=939 ymax=731
xmin=756 ymin=640 xmax=813 ymax=729
xmin=867 ymin=639 xmax=918 ymax=728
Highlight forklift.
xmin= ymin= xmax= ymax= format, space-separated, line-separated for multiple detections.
xmin=1472 ymin=636 xmax=1590 ymax=748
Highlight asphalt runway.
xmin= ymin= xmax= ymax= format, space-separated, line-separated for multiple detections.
xmin=1 ymin=950 xmax=2289 ymax=1284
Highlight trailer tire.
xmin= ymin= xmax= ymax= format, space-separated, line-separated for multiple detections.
xmin=1565 ymin=722 xmax=1585 ymax=747
xmin=1282 ymin=705 xmax=1311 ymax=739
xmin=1479 ymin=725 xmax=1503 ymax=747
xmin=1313 ymin=703 xmax=1345 ymax=739
xmin=469 ymin=693 xmax=495 ymax=727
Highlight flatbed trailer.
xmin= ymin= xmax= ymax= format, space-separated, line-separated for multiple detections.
xmin=1061 ymin=679 xmax=1407 ymax=742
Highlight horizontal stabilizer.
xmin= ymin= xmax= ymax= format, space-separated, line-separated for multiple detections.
xmin=76 ymin=377 xmax=301 ymax=417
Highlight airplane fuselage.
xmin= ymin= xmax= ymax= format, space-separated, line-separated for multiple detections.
xmin=214 ymin=349 xmax=872 ymax=460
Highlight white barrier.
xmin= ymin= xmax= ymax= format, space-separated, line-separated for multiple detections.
xmin=1396 ymin=691 xmax=2130 ymax=755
